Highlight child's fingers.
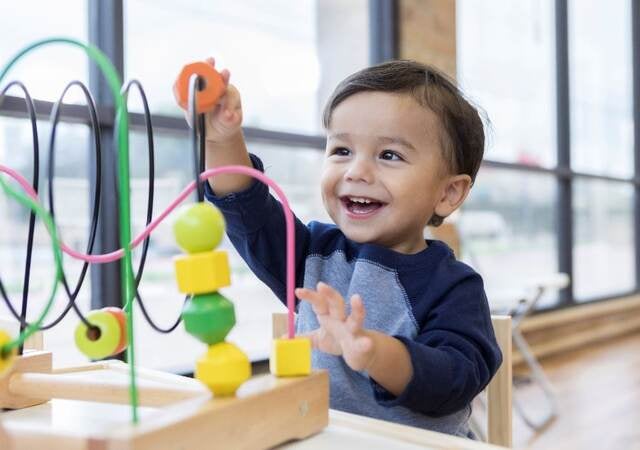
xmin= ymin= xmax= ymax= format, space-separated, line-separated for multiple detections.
xmin=221 ymin=85 xmax=241 ymax=112
xmin=205 ymin=56 xmax=230 ymax=88
xmin=219 ymin=68 xmax=231 ymax=86
xmin=295 ymin=287 xmax=329 ymax=315
xmin=317 ymin=282 xmax=346 ymax=320
xmin=346 ymin=294 xmax=366 ymax=334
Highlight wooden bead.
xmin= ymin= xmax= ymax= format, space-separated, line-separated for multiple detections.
xmin=173 ymin=202 xmax=225 ymax=254
xmin=195 ymin=342 xmax=250 ymax=396
xmin=74 ymin=310 xmax=122 ymax=360
xmin=270 ymin=337 xmax=312 ymax=377
xmin=182 ymin=292 xmax=236 ymax=345
xmin=0 ymin=330 xmax=16 ymax=376
xmin=173 ymin=61 xmax=224 ymax=113
xmin=102 ymin=307 xmax=128 ymax=354
xmin=174 ymin=250 xmax=231 ymax=294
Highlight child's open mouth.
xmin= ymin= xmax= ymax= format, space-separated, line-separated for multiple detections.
xmin=340 ymin=196 xmax=386 ymax=218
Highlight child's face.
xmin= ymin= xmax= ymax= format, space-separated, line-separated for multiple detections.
xmin=321 ymin=91 xmax=466 ymax=254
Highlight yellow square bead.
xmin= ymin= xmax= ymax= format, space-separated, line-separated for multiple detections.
xmin=270 ymin=337 xmax=311 ymax=377
xmin=174 ymin=250 xmax=231 ymax=294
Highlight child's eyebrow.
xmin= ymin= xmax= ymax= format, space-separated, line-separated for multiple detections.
xmin=376 ymin=136 xmax=417 ymax=151
xmin=328 ymin=133 xmax=417 ymax=152
xmin=327 ymin=132 xmax=352 ymax=142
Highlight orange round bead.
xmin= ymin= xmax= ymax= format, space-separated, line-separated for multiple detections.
xmin=102 ymin=307 xmax=128 ymax=354
xmin=173 ymin=61 xmax=224 ymax=114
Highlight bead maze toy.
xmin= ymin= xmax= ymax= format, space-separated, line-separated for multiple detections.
xmin=0 ymin=38 xmax=328 ymax=449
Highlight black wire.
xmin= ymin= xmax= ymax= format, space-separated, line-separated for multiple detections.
xmin=0 ymin=81 xmax=103 ymax=335
xmin=0 ymin=83 xmax=38 ymax=352
xmin=198 ymin=114 xmax=206 ymax=201
xmin=43 ymin=80 xmax=103 ymax=330
xmin=188 ymin=74 xmax=205 ymax=202
xmin=0 ymin=82 xmax=39 ymax=355
xmin=135 ymin=291 xmax=187 ymax=333
xmin=122 ymin=79 xmax=183 ymax=333
xmin=122 ymin=80 xmax=155 ymax=288
xmin=1 ymin=78 xmax=188 ymax=339
xmin=0 ymin=278 xmax=19 ymax=319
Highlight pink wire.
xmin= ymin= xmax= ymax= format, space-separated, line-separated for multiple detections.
xmin=0 ymin=164 xmax=297 ymax=339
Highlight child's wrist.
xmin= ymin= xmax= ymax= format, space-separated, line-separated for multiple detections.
xmin=361 ymin=330 xmax=378 ymax=372
xmin=205 ymin=129 xmax=243 ymax=146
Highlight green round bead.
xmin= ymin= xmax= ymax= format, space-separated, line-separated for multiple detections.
xmin=182 ymin=292 xmax=236 ymax=344
xmin=74 ymin=310 xmax=121 ymax=360
xmin=173 ymin=202 xmax=225 ymax=253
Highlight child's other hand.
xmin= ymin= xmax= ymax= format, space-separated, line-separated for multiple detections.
xmin=295 ymin=282 xmax=375 ymax=372
xmin=185 ymin=57 xmax=243 ymax=144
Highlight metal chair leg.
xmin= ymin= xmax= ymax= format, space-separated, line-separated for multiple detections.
xmin=511 ymin=328 xmax=558 ymax=430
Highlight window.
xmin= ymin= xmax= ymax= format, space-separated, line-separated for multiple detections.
xmin=460 ymin=168 xmax=558 ymax=310
xmin=457 ymin=0 xmax=556 ymax=168
xmin=123 ymin=0 xmax=368 ymax=368
xmin=0 ymin=1 xmax=371 ymax=370
xmin=573 ymin=179 xmax=634 ymax=300
xmin=0 ymin=118 xmax=92 ymax=367
xmin=458 ymin=0 xmax=637 ymax=309
xmin=0 ymin=2 xmax=90 ymax=368
xmin=124 ymin=0 xmax=369 ymax=134
xmin=3 ymin=0 xmax=639 ymax=372
xmin=569 ymin=0 xmax=635 ymax=301
xmin=569 ymin=0 xmax=633 ymax=178
xmin=121 ymin=0 xmax=370 ymax=368
xmin=0 ymin=1 xmax=88 ymax=103
xmin=457 ymin=0 xmax=560 ymax=308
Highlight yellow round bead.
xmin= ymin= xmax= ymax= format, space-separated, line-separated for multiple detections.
xmin=0 ymin=330 xmax=17 ymax=376
xmin=173 ymin=202 xmax=225 ymax=253
xmin=195 ymin=342 xmax=250 ymax=396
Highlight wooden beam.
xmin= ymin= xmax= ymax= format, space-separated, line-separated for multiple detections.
xmin=8 ymin=371 xmax=208 ymax=407
xmin=514 ymin=295 xmax=640 ymax=366
xmin=521 ymin=295 xmax=640 ymax=332
xmin=487 ymin=316 xmax=512 ymax=447
xmin=0 ymin=351 xmax=52 ymax=409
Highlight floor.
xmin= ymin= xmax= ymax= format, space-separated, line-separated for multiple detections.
xmin=509 ymin=332 xmax=640 ymax=450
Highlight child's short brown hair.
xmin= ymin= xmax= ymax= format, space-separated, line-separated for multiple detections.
xmin=322 ymin=60 xmax=485 ymax=226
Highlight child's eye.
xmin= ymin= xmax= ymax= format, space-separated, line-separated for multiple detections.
xmin=380 ymin=150 xmax=403 ymax=161
xmin=331 ymin=147 xmax=351 ymax=157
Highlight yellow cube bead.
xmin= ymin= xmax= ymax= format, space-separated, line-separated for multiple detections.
xmin=174 ymin=250 xmax=231 ymax=294
xmin=270 ymin=337 xmax=311 ymax=377
xmin=0 ymin=330 xmax=16 ymax=376
xmin=195 ymin=342 xmax=251 ymax=396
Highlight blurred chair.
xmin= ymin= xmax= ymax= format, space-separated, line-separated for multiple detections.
xmin=429 ymin=222 xmax=567 ymax=432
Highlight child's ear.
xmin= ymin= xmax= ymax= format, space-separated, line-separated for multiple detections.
xmin=434 ymin=174 xmax=473 ymax=219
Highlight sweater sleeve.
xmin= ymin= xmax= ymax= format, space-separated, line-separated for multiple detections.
xmin=203 ymin=154 xmax=311 ymax=304
xmin=370 ymin=274 xmax=503 ymax=417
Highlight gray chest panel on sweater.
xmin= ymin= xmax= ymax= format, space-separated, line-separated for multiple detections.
xmin=300 ymin=251 xmax=417 ymax=337
xmin=297 ymin=252 xmax=471 ymax=437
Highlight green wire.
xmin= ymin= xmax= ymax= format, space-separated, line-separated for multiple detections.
xmin=0 ymin=37 xmax=139 ymax=423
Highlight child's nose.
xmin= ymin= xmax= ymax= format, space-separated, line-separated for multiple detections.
xmin=344 ymin=158 xmax=374 ymax=183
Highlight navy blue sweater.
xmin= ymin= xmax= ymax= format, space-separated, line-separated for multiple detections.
xmin=205 ymin=154 xmax=502 ymax=437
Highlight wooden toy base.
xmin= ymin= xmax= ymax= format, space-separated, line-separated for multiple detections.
xmin=0 ymin=355 xmax=329 ymax=450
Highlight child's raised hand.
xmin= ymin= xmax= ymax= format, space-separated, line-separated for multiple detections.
xmin=185 ymin=57 xmax=243 ymax=144
xmin=295 ymin=282 xmax=375 ymax=372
